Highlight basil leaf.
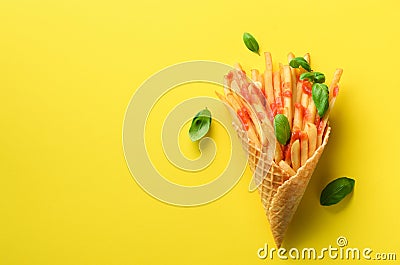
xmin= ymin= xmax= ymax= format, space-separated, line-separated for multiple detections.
xmin=300 ymin=72 xmax=325 ymax=83
xmin=299 ymin=72 xmax=315 ymax=81
xmin=313 ymin=72 xmax=326 ymax=83
xmin=289 ymin=57 xmax=311 ymax=72
xmin=243 ymin=32 xmax=260 ymax=55
xmin=274 ymin=114 xmax=291 ymax=145
xmin=189 ymin=108 xmax=212 ymax=142
xmin=312 ymin=83 xmax=329 ymax=117
xmin=320 ymin=177 xmax=355 ymax=206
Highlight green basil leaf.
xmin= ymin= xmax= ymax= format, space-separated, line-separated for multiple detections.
xmin=320 ymin=177 xmax=355 ymax=206
xmin=313 ymin=72 xmax=326 ymax=83
xmin=300 ymin=72 xmax=325 ymax=83
xmin=189 ymin=108 xmax=212 ymax=142
xmin=312 ymin=83 xmax=329 ymax=117
xmin=243 ymin=32 xmax=260 ymax=55
xmin=274 ymin=114 xmax=291 ymax=145
xmin=289 ymin=57 xmax=311 ymax=72
xmin=299 ymin=72 xmax=315 ymax=81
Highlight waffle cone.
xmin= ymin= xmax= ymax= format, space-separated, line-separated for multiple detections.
xmin=235 ymin=124 xmax=331 ymax=248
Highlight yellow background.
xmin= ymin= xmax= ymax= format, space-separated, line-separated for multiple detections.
xmin=1 ymin=0 xmax=400 ymax=264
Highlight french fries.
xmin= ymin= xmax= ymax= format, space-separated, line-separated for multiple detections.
xmin=317 ymin=68 xmax=343 ymax=147
xmin=293 ymin=103 xmax=304 ymax=130
xmin=304 ymin=53 xmax=311 ymax=64
xmin=264 ymin=52 xmax=274 ymax=106
xmin=305 ymin=122 xmax=317 ymax=157
xmin=290 ymin=140 xmax=301 ymax=171
xmin=273 ymin=71 xmax=282 ymax=111
xmin=329 ymin=68 xmax=343 ymax=102
xmin=279 ymin=160 xmax=296 ymax=176
xmin=303 ymin=100 xmax=316 ymax=128
xmin=251 ymin=69 xmax=263 ymax=89
xmin=274 ymin=141 xmax=283 ymax=163
xmin=300 ymin=132 xmax=308 ymax=166
xmin=219 ymin=52 xmax=342 ymax=179
xmin=282 ymin=65 xmax=293 ymax=129
xmin=288 ymin=52 xmax=297 ymax=105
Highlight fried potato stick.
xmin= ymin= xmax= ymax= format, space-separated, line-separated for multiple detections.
xmin=278 ymin=160 xmax=296 ymax=177
xmin=290 ymin=139 xmax=301 ymax=171
xmin=282 ymin=65 xmax=293 ymax=129
xmin=273 ymin=71 xmax=283 ymax=111
xmin=264 ymin=52 xmax=274 ymax=105
xmin=288 ymin=52 xmax=298 ymax=105
xmin=305 ymin=122 xmax=317 ymax=157
xmin=251 ymin=69 xmax=263 ymax=90
xmin=293 ymin=103 xmax=304 ymax=130
xmin=317 ymin=68 xmax=343 ymax=147
xmin=300 ymin=132 xmax=308 ymax=166
xmin=329 ymin=68 xmax=343 ymax=102
xmin=275 ymin=141 xmax=283 ymax=163
xmin=303 ymin=100 xmax=316 ymax=129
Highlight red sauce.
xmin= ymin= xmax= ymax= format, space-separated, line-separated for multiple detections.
xmin=282 ymin=82 xmax=291 ymax=90
xmin=302 ymin=80 xmax=312 ymax=95
xmin=333 ymin=85 xmax=339 ymax=97
xmin=315 ymin=115 xmax=320 ymax=126
xmin=315 ymin=116 xmax=325 ymax=134
xmin=237 ymin=106 xmax=250 ymax=131
xmin=281 ymin=127 xmax=300 ymax=159
xmin=291 ymin=128 xmax=301 ymax=143
xmin=283 ymin=145 xmax=290 ymax=161
xmin=295 ymin=103 xmax=305 ymax=121
xmin=303 ymin=109 xmax=311 ymax=121
xmin=282 ymin=90 xmax=292 ymax=97
xmin=300 ymin=131 xmax=308 ymax=141
xmin=295 ymin=103 xmax=304 ymax=112
xmin=275 ymin=97 xmax=283 ymax=108
xmin=271 ymin=101 xmax=284 ymax=116
xmin=270 ymin=103 xmax=277 ymax=116
xmin=317 ymin=120 xmax=325 ymax=134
